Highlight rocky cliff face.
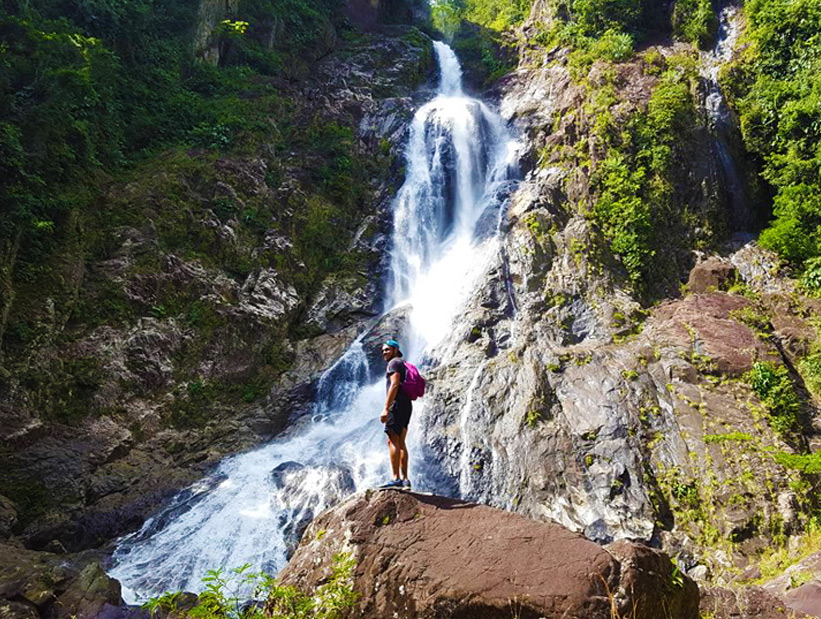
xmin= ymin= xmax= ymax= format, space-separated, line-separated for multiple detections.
xmin=0 ymin=13 xmax=435 ymax=560
xmin=415 ymin=0 xmax=821 ymax=586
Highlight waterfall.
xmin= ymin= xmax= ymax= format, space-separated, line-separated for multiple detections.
xmin=701 ymin=2 xmax=753 ymax=233
xmin=108 ymin=40 xmax=520 ymax=603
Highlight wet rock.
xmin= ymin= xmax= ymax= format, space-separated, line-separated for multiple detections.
xmin=280 ymin=490 xmax=697 ymax=619
xmin=687 ymin=257 xmax=738 ymax=293
xmin=0 ymin=497 xmax=17 ymax=539
xmin=361 ymin=305 xmax=413 ymax=378
xmin=122 ymin=318 xmax=186 ymax=392
xmin=729 ymin=242 xmax=785 ymax=294
xmin=270 ymin=461 xmax=305 ymax=487
xmin=0 ymin=543 xmax=121 ymax=618
xmin=57 ymin=562 xmax=121 ymax=618
xmin=271 ymin=462 xmax=356 ymax=558
xmin=0 ymin=600 xmax=39 ymax=618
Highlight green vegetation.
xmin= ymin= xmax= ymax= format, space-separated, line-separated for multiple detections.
xmin=445 ymin=0 xmax=532 ymax=33
xmin=0 ymin=0 xmax=420 ymax=431
xmin=773 ymin=450 xmax=821 ymax=475
xmin=801 ymin=257 xmax=821 ymax=296
xmin=721 ymin=0 xmax=821 ymax=273
xmin=146 ymin=556 xmax=357 ymax=619
xmin=671 ymin=0 xmax=717 ymax=48
xmin=585 ymin=54 xmax=715 ymax=295
xmin=703 ymin=432 xmax=753 ymax=444
xmin=755 ymin=520 xmax=821 ymax=581
xmin=800 ymin=352 xmax=821 ymax=400
xmin=481 ymin=1 xmax=721 ymax=297
xmin=747 ymin=362 xmax=803 ymax=441
xmin=0 ymin=0 xmax=364 ymax=344
xmin=524 ymin=408 xmax=543 ymax=427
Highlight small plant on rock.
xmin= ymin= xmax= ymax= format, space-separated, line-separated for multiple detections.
xmin=747 ymin=362 xmax=803 ymax=441
xmin=144 ymin=554 xmax=358 ymax=619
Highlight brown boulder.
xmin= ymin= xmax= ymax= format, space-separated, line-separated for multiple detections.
xmin=649 ymin=293 xmax=771 ymax=375
xmin=687 ymin=258 xmax=738 ymax=294
xmin=279 ymin=490 xmax=698 ymax=619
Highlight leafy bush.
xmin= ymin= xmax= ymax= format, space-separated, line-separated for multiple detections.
xmin=589 ymin=60 xmax=701 ymax=292
xmin=800 ymin=257 xmax=821 ymax=296
xmin=748 ymin=361 xmax=803 ymax=440
xmin=722 ymin=0 xmax=821 ymax=275
xmin=458 ymin=0 xmax=533 ymax=32
xmin=671 ymin=0 xmax=717 ymax=48
xmin=567 ymin=28 xmax=635 ymax=72
xmin=799 ymin=353 xmax=821 ymax=400
xmin=571 ymin=0 xmax=644 ymax=36
xmin=145 ymin=555 xmax=358 ymax=619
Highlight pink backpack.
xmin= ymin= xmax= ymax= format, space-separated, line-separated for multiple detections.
xmin=402 ymin=362 xmax=426 ymax=400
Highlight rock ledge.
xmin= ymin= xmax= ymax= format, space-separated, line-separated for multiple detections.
xmin=280 ymin=490 xmax=698 ymax=618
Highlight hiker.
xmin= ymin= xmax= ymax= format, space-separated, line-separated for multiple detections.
xmin=380 ymin=339 xmax=412 ymax=489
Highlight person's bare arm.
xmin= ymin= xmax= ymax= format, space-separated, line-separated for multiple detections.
xmin=381 ymin=372 xmax=401 ymax=422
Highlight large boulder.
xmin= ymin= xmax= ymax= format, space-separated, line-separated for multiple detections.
xmin=279 ymin=490 xmax=698 ymax=619
xmin=687 ymin=257 xmax=738 ymax=294
xmin=0 ymin=543 xmax=121 ymax=618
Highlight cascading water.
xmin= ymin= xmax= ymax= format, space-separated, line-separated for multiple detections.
xmin=108 ymin=41 xmax=520 ymax=602
xmin=701 ymin=2 xmax=754 ymax=233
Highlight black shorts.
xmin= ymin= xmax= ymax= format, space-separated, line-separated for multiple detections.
xmin=384 ymin=400 xmax=412 ymax=436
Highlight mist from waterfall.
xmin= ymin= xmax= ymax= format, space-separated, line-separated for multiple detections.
xmin=108 ymin=41 xmax=519 ymax=603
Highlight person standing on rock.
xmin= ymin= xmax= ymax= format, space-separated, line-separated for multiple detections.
xmin=379 ymin=339 xmax=412 ymax=490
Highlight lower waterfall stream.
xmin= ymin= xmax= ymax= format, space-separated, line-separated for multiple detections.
xmin=108 ymin=41 xmax=521 ymax=602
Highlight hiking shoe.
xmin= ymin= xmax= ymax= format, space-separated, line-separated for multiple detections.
xmin=402 ymin=479 xmax=412 ymax=490
xmin=379 ymin=479 xmax=404 ymax=489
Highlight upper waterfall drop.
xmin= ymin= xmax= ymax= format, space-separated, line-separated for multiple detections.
xmin=434 ymin=41 xmax=464 ymax=96
xmin=107 ymin=40 xmax=520 ymax=603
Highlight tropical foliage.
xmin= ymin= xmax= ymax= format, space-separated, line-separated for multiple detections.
xmin=721 ymin=0 xmax=821 ymax=270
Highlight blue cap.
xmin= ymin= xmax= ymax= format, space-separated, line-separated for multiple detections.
xmin=384 ymin=339 xmax=403 ymax=356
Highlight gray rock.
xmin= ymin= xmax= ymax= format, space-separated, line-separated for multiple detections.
xmin=360 ymin=305 xmax=413 ymax=378
xmin=0 ymin=497 xmax=16 ymax=539
xmin=305 ymin=274 xmax=379 ymax=334
xmin=239 ymin=269 xmax=299 ymax=321
xmin=0 ymin=600 xmax=39 ymax=619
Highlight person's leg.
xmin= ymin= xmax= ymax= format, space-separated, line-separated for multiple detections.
xmin=387 ymin=430 xmax=402 ymax=479
xmin=399 ymin=427 xmax=409 ymax=480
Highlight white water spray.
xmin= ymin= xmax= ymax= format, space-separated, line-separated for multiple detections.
xmin=109 ymin=41 xmax=519 ymax=602
xmin=701 ymin=4 xmax=742 ymax=128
